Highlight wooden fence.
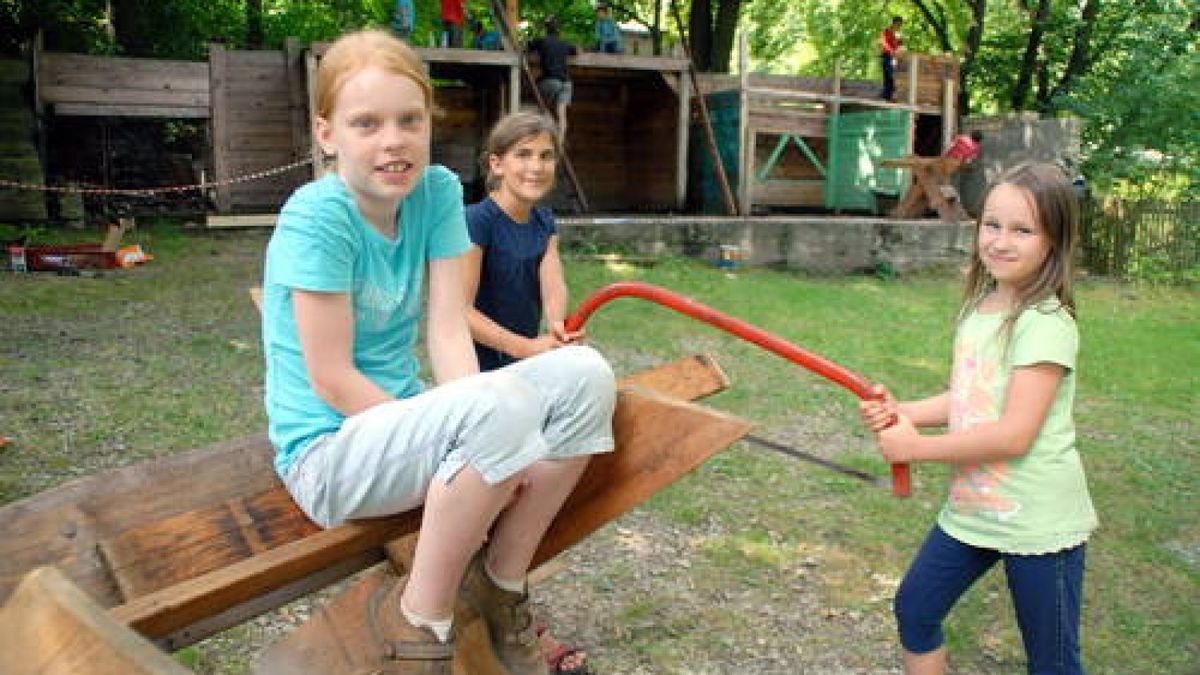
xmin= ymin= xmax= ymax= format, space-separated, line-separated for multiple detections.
xmin=1081 ymin=199 xmax=1200 ymax=279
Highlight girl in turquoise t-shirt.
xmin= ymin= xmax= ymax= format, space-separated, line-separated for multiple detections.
xmin=860 ymin=162 xmax=1097 ymax=675
xmin=261 ymin=30 xmax=615 ymax=675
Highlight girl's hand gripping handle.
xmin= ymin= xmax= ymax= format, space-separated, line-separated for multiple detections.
xmin=859 ymin=384 xmax=910 ymax=498
xmin=866 ymin=386 xmax=910 ymax=498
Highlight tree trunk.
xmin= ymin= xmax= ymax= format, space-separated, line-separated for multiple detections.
xmin=1011 ymin=0 xmax=1051 ymax=110
xmin=110 ymin=0 xmax=151 ymax=55
xmin=1048 ymin=0 xmax=1099 ymax=106
xmin=958 ymin=0 xmax=987 ymax=115
xmin=246 ymin=0 xmax=264 ymax=49
xmin=908 ymin=0 xmax=954 ymax=52
xmin=710 ymin=0 xmax=742 ymax=73
xmin=688 ymin=0 xmax=713 ymax=71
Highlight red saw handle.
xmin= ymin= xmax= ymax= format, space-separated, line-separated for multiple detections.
xmin=566 ymin=281 xmax=911 ymax=498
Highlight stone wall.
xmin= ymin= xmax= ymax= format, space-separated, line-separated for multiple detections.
xmin=958 ymin=113 xmax=1083 ymax=215
xmin=558 ymin=216 xmax=975 ymax=274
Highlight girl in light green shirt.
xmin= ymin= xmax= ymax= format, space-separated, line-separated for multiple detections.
xmin=860 ymin=162 xmax=1097 ymax=675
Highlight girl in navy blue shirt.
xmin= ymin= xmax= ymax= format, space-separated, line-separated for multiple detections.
xmin=464 ymin=112 xmax=585 ymax=371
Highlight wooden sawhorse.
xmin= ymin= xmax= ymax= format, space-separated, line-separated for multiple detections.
xmin=881 ymin=156 xmax=970 ymax=222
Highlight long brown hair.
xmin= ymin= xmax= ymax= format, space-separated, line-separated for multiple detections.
xmin=481 ymin=111 xmax=560 ymax=192
xmin=960 ymin=162 xmax=1080 ymax=338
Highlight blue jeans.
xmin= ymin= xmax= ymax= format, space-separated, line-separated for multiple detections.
xmin=880 ymin=53 xmax=896 ymax=100
xmin=895 ymin=525 xmax=1087 ymax=674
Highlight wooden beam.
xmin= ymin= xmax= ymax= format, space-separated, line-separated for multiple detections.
xmin=51 ymin=103 xmax=209 ymax=118
xmin=533 ymin=386 xmax=752 ymax=565
xmin=676 ymin=70 xmax=690 ymax=210
xmin=0 ymin=567 xmax=190 ymax=675
xmin=205 ymin=213 xmax=277 ymax=228
xmin=209 ymin=42 xmax=231 ymax=212
xmin=108 ymin=511 xmax=422 ymax=640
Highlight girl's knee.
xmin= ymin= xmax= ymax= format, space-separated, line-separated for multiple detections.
xmin=559 ymin=345 xmax=616 ymax=397
xmin=894 ymin=584 xmax=943 ymax=653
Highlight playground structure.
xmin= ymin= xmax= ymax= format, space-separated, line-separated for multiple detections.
xmin=691 ymin=39 xmax=961 ymax=216
xmin=19 ymin=37 xmax=692 ymax=217
xmin=3 ymin=29 xmax=964 ymax=224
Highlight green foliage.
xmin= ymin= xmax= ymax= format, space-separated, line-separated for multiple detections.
xmin=743 ymin=1 xmax=808 ymax=72
xmin=1061 ymin=1 xmax=1199 ymax=196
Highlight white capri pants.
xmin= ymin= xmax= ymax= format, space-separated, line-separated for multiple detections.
xmin=283 ymin=345 xmax=616 ymax=528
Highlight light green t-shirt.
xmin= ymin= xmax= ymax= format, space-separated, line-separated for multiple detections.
xmin=937 ymin=302 xmax=1098 ymax=554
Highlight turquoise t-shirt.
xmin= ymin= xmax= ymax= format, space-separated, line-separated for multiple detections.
xmin=938 ymin=302 xmax=1098 ymax=554
xmin=261 ymin=166 xmax=471 ymax=476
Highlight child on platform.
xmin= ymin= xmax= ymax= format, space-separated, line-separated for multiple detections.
xmin=261 ymin=30 xmax=616 ymax=674
xmin=860 ymin=162 xmax=1097 ymax=675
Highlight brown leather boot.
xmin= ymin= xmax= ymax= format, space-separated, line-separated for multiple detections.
xmin=254 ymin=567 xmax=453 ymax=675
xmin=370 ymin=575 xmax=455 ymax=674
xmin=459 ymin=553 xmax=548 ymax=675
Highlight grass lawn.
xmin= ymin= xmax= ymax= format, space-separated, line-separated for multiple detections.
xmin=0 ymin=224 xmax=1196 ymax=673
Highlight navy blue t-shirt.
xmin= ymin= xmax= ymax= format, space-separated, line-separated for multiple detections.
xmin=466 ymin=197 xmax=557 ymax=371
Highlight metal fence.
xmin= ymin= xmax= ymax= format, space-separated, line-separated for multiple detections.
xmin=1080 ymin=199 xmax=1200 ymax=280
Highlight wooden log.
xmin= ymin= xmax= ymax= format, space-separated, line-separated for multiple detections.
xmin=0 ymin=567 xmax=190 ymax=675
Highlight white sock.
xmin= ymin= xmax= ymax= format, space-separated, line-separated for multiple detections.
xmin=400 ymin=596 xmax=453 ymax=643
xmin=485 ymin=561 xmax=526 ymax=594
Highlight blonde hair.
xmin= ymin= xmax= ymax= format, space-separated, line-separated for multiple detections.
xmin=481 ymin=111 xmax=560 ymax=192
xmin=961 ymin=161 xmax=1080 ymax=339
xmin=315 ymin=29 xmax=432 ymax=120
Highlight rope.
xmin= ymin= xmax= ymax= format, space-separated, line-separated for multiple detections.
xmin=0 ymin=157 xmax=313 ymax=196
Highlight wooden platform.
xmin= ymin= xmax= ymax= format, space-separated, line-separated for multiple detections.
xmin=0 ymin=354 xmax=746 ymax=667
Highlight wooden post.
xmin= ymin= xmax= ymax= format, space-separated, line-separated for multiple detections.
xmin=208 ymin=42 xmax=231 ymax=213
xmin=507 ymin=61 xmax=520 ymax=113
xmin=906 ymin=55 xmax=918 ymax=156
xmin=737 ymin=32 xmax=750 ymax=216
xmin=829 ymin=58 xmax=842 ymax=214
xmin=675 ymin=69 xmax=690 ymax=210
xmin=668 ymin=0 xmax=736 ymax=216
xmin=941 ymin=57 xmax=956 ymax=152
xmin=506 ymin=0 xmax=519 ymax=34
xmin=284 ymin=38 xmax=310 ymax=171
xmin=305 ymin=50 xmax=323 ymax=180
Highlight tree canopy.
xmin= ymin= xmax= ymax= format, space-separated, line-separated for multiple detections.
xmin=2 ymin=0 xmax=1196 ymax=194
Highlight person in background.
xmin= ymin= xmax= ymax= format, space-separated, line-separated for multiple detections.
xmin=860 ymin=162 xmax=1097 ymax=675
xmin=472 ymin=18 xmax=502 ymax=51
xmin=880 ymin=16 xmax=904 ymax=101
xmin=943 ymin=130 xmax=984 ymax=169
xmin=441 ymin=0 xmax=466 ymax=47
xmin=463 ymin=109 xmax=593 ymax=674
xmin=527 ymin=17 xmax=579 ymax=144
xmin=261 ymin=29 xmax=616 ymax=674
xmin=391 ymin=0 xmax=413 ymax=40
xmin=593 ymin=3 xmax=623 ymax=54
